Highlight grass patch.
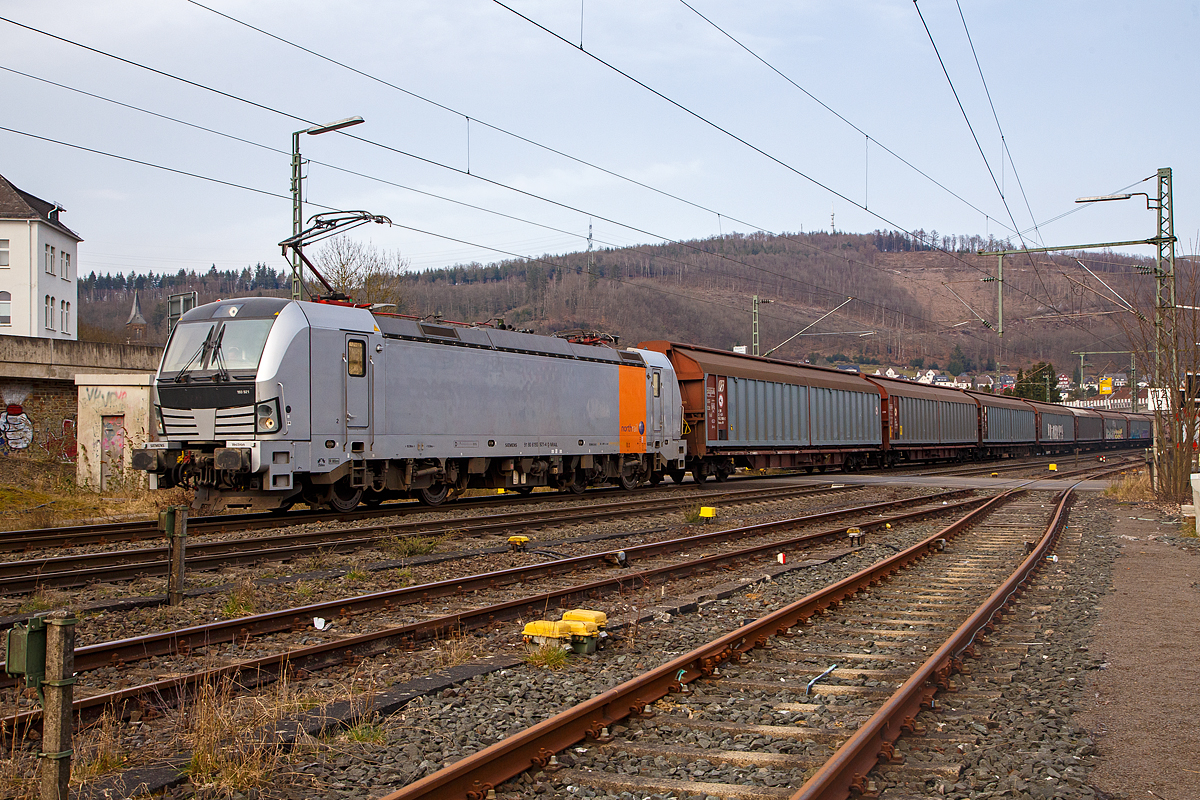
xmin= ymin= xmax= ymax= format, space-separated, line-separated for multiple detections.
xmin=683 ymin=504 xmax=704 ymax=524
xmin=525 ymin=643 xmax=570 ymax=669
xmin=1104 ymin=471 xmax=1155 ymax=502
xmin=393 ymin=567 xmax=415 ymax=586
xmin=343 ymin=721 xmax=385 ymax=744
xmin=71 ymin=708 xmax=127 ymax=784
xmin=345 ymin=564 xmax=369 ymax=582
xmin=222 ymin=580 xmax=258 ymax=617
xmin=431 ymin=631 xmax=484 ymax=669
xmin=292 ymin=580 xmax=317 ymax=602
xmin=382 ymin=534 xmax=440 ymax=558
xmin=1182 ymin=516 xmax=1197 ymax=538
xmin=18 ymin=588 xmax=67 ymax=614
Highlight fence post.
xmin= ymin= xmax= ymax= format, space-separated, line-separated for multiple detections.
xmin=167 ymin=505 xmax=188 ymax=606
xmin=39 ymin=609 xmax=76 ymax=800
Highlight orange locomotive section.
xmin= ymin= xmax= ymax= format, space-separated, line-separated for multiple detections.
xmin=617 ymin=363 xmax=648 ymax=453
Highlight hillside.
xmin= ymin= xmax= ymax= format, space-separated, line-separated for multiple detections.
xmin=79 ymin=230 xmax=1151 ymax=374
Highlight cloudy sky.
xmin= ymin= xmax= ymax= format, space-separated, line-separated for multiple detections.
xmin=2 ymin=1 xmax=1197 ymax=279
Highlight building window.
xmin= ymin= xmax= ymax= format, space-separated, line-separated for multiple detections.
xmin=60 ymin=300 xmax=66 ymax=332
xmin=64 ymin=301 xmax=70 ymax=333
xmin=44 ymin=295 xmax=52 ymax=328
xmin=0 ymin=292 xmax=10 ymax=325
xmin=0 ymin=240 xmax=8 ymax=267
xmin=64 ymin=252 xmax=70 ymax=279
xmin=45 ymin=245 xmax=55 ymax=274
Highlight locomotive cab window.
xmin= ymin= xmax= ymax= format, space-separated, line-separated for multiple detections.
xmin=652 ymin=371 xmax=661 ymax=397
xmin=347 ymin=339 xmax=367 ymax=377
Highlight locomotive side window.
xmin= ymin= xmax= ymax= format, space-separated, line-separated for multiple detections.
xmin=347 ymin=339 xmax=367 ymax=377
xmin=652 ymin=371 xmax=661 ymax=397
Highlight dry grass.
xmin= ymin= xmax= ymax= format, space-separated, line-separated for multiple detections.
xmin=0 ymin=452 xmax=191 ymax=532
xmin=1104 ymin=472 xmax=1156 ymax=502
xmin=221 ymin=580 xmax=258 ymax=617
xmin=0 ymin=705 xmax=39 ymax=800
xmin=181 ymin=671 xmax=321 ymax=797
xmin=17 ymin=587 xmax=68 ymax=615
xmin=430 ymin=631 xmax=485 ymax=669
xmin=382 ymin=534 xmax=441 ymax=558
xmin=524 ymin=643 xmax=570 ymax=670
xmin=71 ymin=708 xmax=128 ymax=785
xmin=683 ymin=503 xmax=704 ymax=524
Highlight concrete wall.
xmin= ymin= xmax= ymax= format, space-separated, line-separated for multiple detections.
xmin=0 ymin=334 xmax=161 ymax=381
xmin=75 ymin=374 xmax=154 ymax=490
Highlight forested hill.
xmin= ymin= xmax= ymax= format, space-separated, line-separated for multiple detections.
xmin=80 ymin=229 xmax=1147 ymax=372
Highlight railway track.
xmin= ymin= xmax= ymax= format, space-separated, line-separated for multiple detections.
xmin=0 ymin=483 xmax=863 ymax=594
xmin=0 ymin=488 xmax=987 ymax=732
xmin=379 ymin=487 xmax=1074 ymax=800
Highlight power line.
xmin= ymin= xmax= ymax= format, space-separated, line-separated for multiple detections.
xmin=675 ymin=0 xmax=1001 ymax=227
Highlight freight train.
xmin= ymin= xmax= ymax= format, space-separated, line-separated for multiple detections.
xmin=132 ymin=298 xmax=1150 ymax=512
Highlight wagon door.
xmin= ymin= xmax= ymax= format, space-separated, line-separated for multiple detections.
xmin=344 ymin=336 xmax=371 ymax=431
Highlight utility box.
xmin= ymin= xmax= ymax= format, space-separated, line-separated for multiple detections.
xmin=5 ymin=614 xmax=48 ymax=691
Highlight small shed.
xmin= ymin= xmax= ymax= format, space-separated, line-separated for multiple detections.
xmin=75 ymin=373 xmax=155 ymax=490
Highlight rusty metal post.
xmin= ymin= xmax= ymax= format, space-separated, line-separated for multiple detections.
xmin=39 ymin=609 xmax=76 ymax=800
xmin=166 ymin=505 xmax=188 ymax=606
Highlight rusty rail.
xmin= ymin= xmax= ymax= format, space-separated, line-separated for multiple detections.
xmin=375 ymin=490 xmax=1020 ymax=800
xmin=789 ymin=487 xmax=1074 ymax=800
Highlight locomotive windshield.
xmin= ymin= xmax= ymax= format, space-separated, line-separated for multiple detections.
xmin=161 ymin=318 xmax=275 ymax=377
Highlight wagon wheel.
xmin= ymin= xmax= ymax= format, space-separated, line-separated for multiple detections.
xmin=691 ymin=466 xmax=707 ymax=484
xmin=418 ymin=484 xmax=450 ymax=506
xmin=668 ymin=468 xmax=687 ymax=484
xmin=327 ymin=480 xmax=363 ymax=513
xmin=713 ymin=465 xmax=730 ymax=482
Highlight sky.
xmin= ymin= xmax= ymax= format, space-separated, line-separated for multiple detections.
xmin=2 ymin=0 xmax=1197 ymax=280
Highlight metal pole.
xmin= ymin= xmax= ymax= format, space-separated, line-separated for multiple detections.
xmin=752 ymin=296 xmax=760 ymax=356
xmin=291 ymin=131 xmax=304 ymax=301
xmin=1153 ymin=167 xmax=1176 ymax=490
xmin=39 ymin=609 xmax=75 ymax=800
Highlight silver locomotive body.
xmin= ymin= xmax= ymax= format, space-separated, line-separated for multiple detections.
xmin=134 ymin=298 xmax=686 ymax=512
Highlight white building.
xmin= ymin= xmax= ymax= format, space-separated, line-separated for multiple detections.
xmin=0 ymin=174 xmax=81 ymax=341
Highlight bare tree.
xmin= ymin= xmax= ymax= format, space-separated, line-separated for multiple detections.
xmin=311 ymin=236 xmax=409 ymax=309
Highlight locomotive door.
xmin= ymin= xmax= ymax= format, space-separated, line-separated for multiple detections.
xmin=651 ymin=368 xmax=664 ymax=437
xmin=345 ymin=336 xmax=370 ymax=429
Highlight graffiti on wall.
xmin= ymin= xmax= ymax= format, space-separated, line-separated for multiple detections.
xmin=0 ymin=385 xmax=78 ymax=460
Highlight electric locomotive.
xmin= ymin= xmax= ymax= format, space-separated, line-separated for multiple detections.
xmin=133 ymin=297 xmax=687 ymax=513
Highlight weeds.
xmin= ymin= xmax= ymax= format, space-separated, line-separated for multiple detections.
xmin=343 ymin=721 xmax=385 ymax=744
xmin=683 ymin=504 xmax=704 ymax=524
xmin=431 ymin=631 xmax=483 ymax=669
xmin=71 ymin=708 xmax=127 ymax=784
xmin=393 ymin=568 xmax=415 ymax=586
xmin=382 ymin=534 xmax=440 ymax=558
xmin=292 ymin=580 xmax=317 ymax=601
xmin=18 ymin=588 xmax=65 ymax=614
xmin=524 ymin=643 xmax=570 ymax=670
xmin=182 ymin=674 xmax=293 ymax=795
xmin=221 ymin=580 xmax=257 ymax=617
xmin=345 ymin=564 xmax=369 ymax=582
xmin=1104 ymin=471 xmax=1155 ymax=502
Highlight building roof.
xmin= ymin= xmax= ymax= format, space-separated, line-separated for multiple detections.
xmin=126 ymin=291 xmax=147 ymax=327
xmin=0 ymin=173 xmax=83 ymax=241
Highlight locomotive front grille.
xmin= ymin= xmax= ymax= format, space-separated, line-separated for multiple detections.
xmin=162 ymin=404 xmax=256 ymax=440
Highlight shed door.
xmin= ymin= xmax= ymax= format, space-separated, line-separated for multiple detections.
xmin=345 ymin=336 xmax=370 ymax=429
xmin=100 ymin=415 xmax=125 ymax=491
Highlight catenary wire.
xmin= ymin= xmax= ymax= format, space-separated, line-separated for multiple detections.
xmin=0 ymin=14 xmax=1112 ymax=364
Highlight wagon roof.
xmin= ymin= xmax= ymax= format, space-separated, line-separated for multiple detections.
xmin=638 ymin=341 xmax=876 ymax=392
xmin=963 ymin=391 xmax=1036 ymax=412
xmin=860 ymin=374 xmax=976 ymax=404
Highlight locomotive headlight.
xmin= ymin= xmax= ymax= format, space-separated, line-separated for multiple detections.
xmin=256 ymin=399 xmax=281 ymax=434
xmin=154 ymin=406 xmax=165 ymax=436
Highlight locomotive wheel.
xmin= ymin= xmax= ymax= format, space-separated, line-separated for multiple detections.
xmin=648 ymin=473 xmax=663 ymax=486
xmin=668 ymin=469 xmax=687 ymax=484
xmin=418 ymin=484 xmax=450 ymax=506
xmin=618 ymin=472 xmax=639 ymax=491
xmin=327 ymin=481 xmax=363 ymax=513
xmin=564 ymin=472 xmax=587 ymax=494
